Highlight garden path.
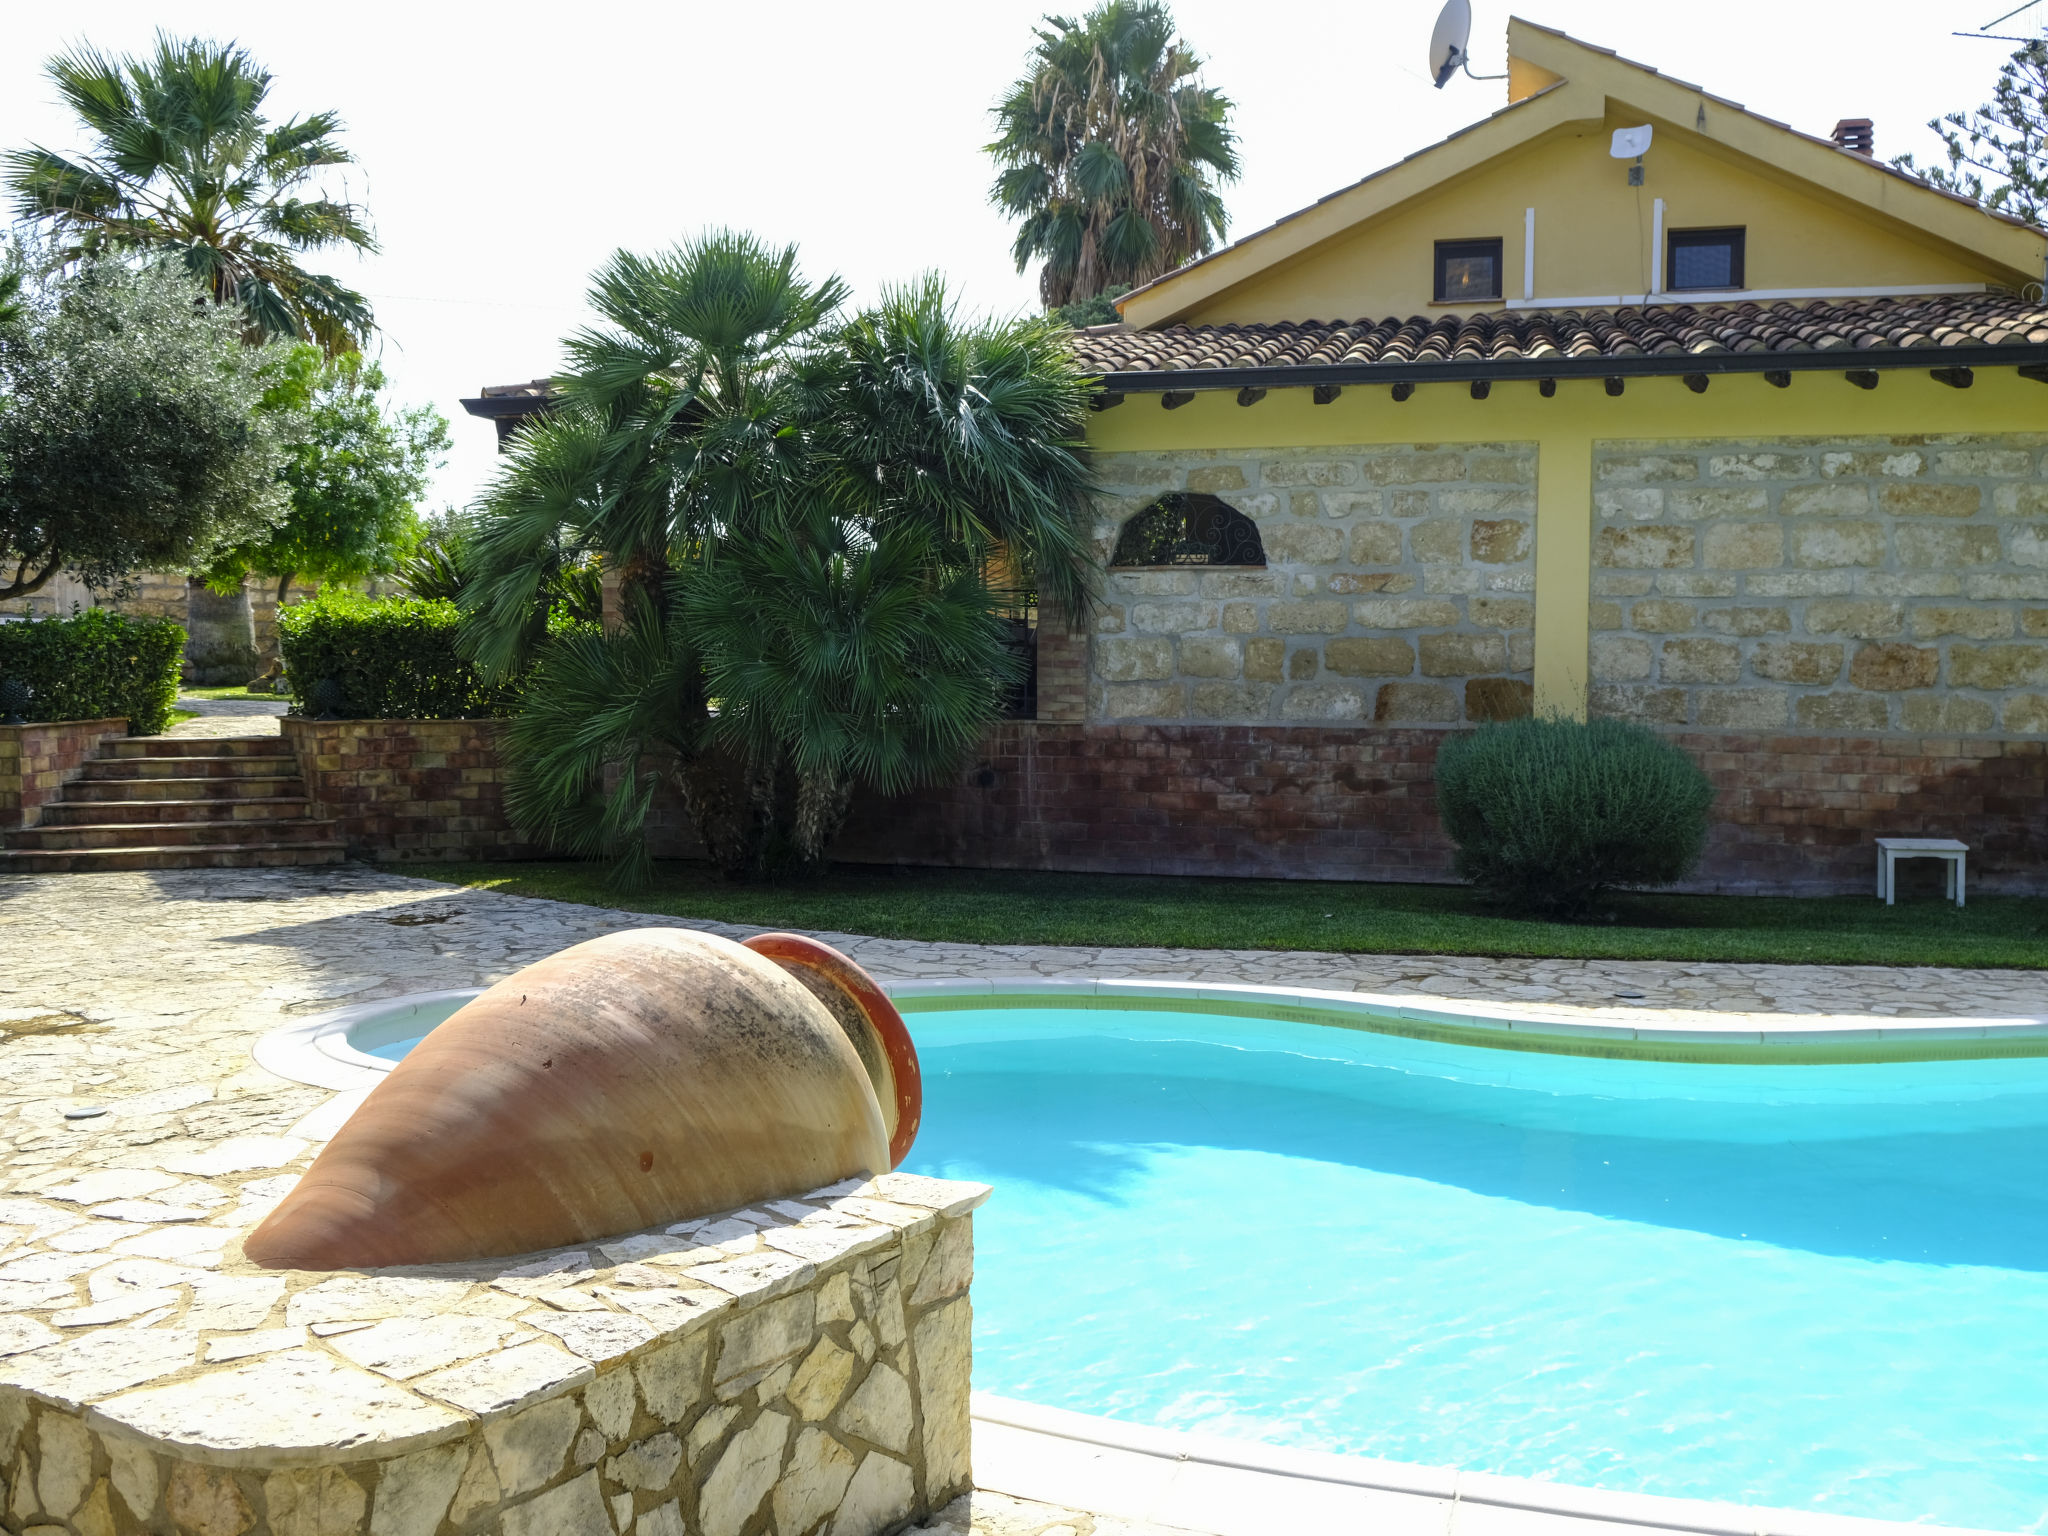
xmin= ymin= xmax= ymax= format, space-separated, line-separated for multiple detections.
xmin=168 ymin=693 xmax=284 ymax=738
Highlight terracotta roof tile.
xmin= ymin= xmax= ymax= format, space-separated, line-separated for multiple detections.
xmin=1074 ymin=294 xmax=2048 ymax=383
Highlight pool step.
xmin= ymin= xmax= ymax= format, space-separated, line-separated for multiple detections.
xmin=1 ymin=733 xmax=345 ymax=873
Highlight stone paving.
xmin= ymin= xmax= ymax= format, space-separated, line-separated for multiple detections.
xmin=1 ymin=862 xmax=2043 ymax=1535
xmin=908 ymin=1490 xmax=1202 ymax=1536
xmin=167 ymin=695 xmax=286 ymax=739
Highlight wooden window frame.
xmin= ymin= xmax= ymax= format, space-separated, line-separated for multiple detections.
xmin=1433 ymin=238 xmax=1505 ymax=304
xmin=1666 ymin=226 xmax=1747 ymax=292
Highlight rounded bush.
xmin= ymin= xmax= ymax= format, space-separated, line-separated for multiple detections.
xmin=1434 ymin=716 xmax=1715 ymax=916
xmin=277 ymin=591 xmax=516 ymax=720
xmin=0 ymin=609 xmax=184 ymax=735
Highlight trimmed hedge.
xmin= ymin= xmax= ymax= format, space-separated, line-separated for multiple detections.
xmin=1435 ymin=715 xmax=1715 ymax=916
xmin=0 ymin=609 xmax=184 ymax=736
xmin=278 ymin=591 xmax=517 ymax=720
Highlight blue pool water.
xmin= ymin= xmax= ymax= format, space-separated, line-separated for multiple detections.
xmin=900 ymin=1009 xmax=2048 ymax=1533
xmin=365 ymin=1000 xmax=2048 ymax=1529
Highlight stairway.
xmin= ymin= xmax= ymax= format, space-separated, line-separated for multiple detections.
xmin=0 ymin=736 xmax=345 ymax=872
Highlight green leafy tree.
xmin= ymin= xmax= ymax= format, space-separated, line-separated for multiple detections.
xmin=205 ymin=347 xmax=449 ymax=604
xmin=988 ymin=0 xmax=1239 ymax=309
xmin=5 ymin=35 xmax=376 ymax=353
xmin=463 ymin=232 xmax=1096 ymax=882
xmin=1894 ymin=39 xmax=2048 ymax=227
xmin=0 ymin=256 xmax=289 ymax=601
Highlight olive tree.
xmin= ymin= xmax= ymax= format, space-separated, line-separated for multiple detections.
xmin=0 ymin=256 xmax=290 ymax=605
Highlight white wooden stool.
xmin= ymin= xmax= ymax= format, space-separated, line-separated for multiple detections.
xmin=1875 ymin=838 xmax=1968 ymax=907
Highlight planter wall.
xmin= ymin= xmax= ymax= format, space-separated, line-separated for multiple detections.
xmin=0 ymin=718 xmax=127 ymax=832
xmin=281 ymin=717 xmax=535 ymax=862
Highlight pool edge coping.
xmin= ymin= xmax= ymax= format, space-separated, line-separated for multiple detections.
xmin=970 ymin=1394 xmax=2019 ymax=1536
xmin=255 ymin=976 xmax=2048 ymax=1096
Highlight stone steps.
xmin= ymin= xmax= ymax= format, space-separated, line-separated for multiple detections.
xmin=65 ymin=775 xmax=306 ymax=803
xmin=105 ymin=736 xmax=295 ymax=759
xmin=80 ymin=753 xmax=297 ymax=780
xmin=35 ymin=797 xmax=314 ymax=826
xmin=3 ymin=733 xmax=345 ymax=873
xmin=0 ymin=841 xmax=344 ymax=873
xmin=8 ymin=819 xmax=338 ymax=851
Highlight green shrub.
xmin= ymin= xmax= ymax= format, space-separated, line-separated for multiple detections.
xmin=277 ymin=591 xmax=517 ymax=719
xmin=0 ymin=609 xmax=184 ymax=735
xmin=1435 ymin=716 xmax=1715 ymax=916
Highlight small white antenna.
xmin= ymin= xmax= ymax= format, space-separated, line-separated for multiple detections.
xmin=1610 ymin=126 xmax=1654 ymax=159
xmin=1430 ymin=0 xmax=1508 ymax=88
xmin=1611 ymin=124 xmax=1653 ymax=185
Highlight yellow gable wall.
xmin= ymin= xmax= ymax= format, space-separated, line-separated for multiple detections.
xmin=1176 ymin=114 xmax=2023 ymax=325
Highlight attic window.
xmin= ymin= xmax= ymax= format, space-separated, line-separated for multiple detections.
xmin=1667 ymin=227 xmax=1746 ymax=291
xmin=1111 ymin=494 xmax=1266 ymax=568
xmin=1434 ymin=238 xmax=1503 ymax=303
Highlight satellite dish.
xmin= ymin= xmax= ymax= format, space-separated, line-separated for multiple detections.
xmin=1430 ymin=0 xmax=1506 ymax=89
xmin=1430 ymin=0 xmax=1472 ymax=88
xmin=1610 ymin=125 xmax=1654 ymax=159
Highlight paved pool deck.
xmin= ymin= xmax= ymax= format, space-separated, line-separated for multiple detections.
xmin=3 ymin=863 xmax=2043 ymax=1536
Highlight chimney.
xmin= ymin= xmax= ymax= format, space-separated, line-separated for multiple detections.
xmin=1831 ymin=118 xmax=1874 ymax=156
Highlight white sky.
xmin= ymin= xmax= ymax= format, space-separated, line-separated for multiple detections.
xmin=0 ymin=1 xmax=2034 ymax=512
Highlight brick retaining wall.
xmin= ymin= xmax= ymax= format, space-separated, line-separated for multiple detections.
xmin=300 ymin=717 xmax=2044 ymax=896
xmin=281 ymin=716 xmax=535 ymax=861
xmin=825 ymin=723 xmax=2047 ymax=896
xmin=0 ymin=718 xmax=126 ymax=831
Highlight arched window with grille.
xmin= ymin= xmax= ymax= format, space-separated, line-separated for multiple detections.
xmin=1109 ymin=493 xmax=1267 ymax=568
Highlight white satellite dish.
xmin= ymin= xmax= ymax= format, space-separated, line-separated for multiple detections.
xmin=1430 ymin=0 xmax=1472 ymax=87
xmin=1430 ymin=0 xmax=1508 ymax=89
xmin=1610 ymin=125 xmax=1654 ymax=159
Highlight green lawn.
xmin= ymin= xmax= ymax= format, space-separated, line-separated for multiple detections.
xmin=405 ymin=860 xmax=2048 ymax=970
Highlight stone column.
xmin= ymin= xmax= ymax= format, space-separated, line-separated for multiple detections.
xmin=1533 ymin=429 xmax=1594 ymax=719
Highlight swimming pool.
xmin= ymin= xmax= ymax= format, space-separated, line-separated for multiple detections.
xmin=346 ymin=991 xmax=2048 ymax=1531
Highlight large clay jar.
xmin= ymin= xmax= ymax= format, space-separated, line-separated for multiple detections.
xmin=246 ymin=928 xmax=893 ymax=1270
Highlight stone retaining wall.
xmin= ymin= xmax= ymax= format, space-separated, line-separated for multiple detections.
xmin=0 ymin=1175 xmax=982 ymax=1536
xmin=281 ymin=718 xmax=534 ymax=862
xmin=0 ymin=719 xmax=126 ymax=832
xmin=1088 ymin=444 xmax=1538 ymax=726
xmin=1589 ymin=435 xmax=2048 ymax=736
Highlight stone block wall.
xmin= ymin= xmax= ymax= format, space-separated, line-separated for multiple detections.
xmin=0 ymin=1176 xmax=981 ymax=1536
xmin=1087 ymin=444 xmax=1537 ymax=726
xmin=1588 ymin=435 xmax=2048 ymax=736
xmin=0 ymin=719 xmax=126 ymax=831
xmin=281 ymin=717 xmax=535 ymax=861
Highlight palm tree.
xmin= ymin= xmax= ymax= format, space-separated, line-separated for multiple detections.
xmin=464 ymin=233 xmax=1096 ymax=881
xmin=7 ymin=35 xmax=377 ymax=682
xmin=5 ymin=34 xmax=375 ymax=354
xmin=988 ymin=0 xmax=1239 ymax=310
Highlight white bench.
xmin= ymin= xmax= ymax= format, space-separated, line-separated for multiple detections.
xmin=1876 ymin=838 xmax=1968 ymax=907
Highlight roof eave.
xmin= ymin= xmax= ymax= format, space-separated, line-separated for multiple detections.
xmin=1091 ymin=344 xmax=2048 ymax=394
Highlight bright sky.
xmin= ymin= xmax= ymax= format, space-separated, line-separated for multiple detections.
xmin=0 ymin=1 xmax=2033 ymax=513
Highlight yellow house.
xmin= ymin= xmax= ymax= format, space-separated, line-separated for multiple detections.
xmin=873 ymin=18 xmax=2048 ymax=896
